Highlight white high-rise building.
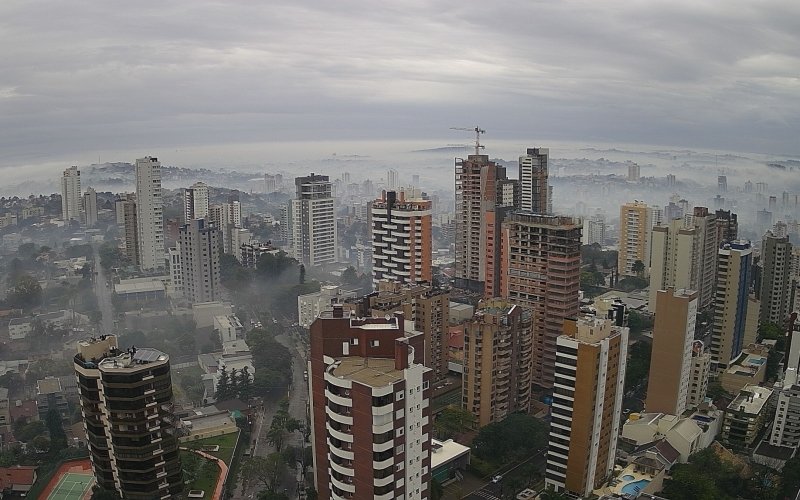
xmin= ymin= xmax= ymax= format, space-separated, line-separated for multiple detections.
xmin=83 ymin=187 xmax=98 ymax=227
xmin=135 ymin=157 xmax=165 ymax=270
xmin=184 ymin=181 xmax=209 ymax=221
xmin=770 ymin=328 xmax=800 ymax=448
xmin=583 ymin=213 xmax=606 ymax=246
xmin=291 ymin=174 xmax=337 ymax=267
xmin=61 ymin=166 xmax=82 ymax=222
xmin=387 ymin=168 xmax=399 ymax=190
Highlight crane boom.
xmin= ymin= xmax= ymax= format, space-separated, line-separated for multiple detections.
xmin=450 ymin=126 xmax=486 ymax=155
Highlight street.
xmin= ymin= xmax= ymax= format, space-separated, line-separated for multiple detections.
xmin=231 ymin=326 xmax=308 ymax=499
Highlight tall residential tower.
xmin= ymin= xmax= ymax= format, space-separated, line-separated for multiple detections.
xmin=135 ymin=157 xmax=165 ymax=270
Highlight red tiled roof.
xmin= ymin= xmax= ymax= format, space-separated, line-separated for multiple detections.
xmin=8 ymin=400 xmax=38 ymax=423
xmin=0 ymin=465 xmax=37 ymax=489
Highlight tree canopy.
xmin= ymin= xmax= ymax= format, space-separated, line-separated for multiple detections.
xmin=472 ymin=413 xmax=548 ymax=465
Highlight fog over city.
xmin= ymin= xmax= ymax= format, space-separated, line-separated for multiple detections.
xmin=2 ymin=2 xmax=800 ymax=499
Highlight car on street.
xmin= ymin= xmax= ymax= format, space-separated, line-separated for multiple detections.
xmin=491 ymin=475 xmax=502 ymax=484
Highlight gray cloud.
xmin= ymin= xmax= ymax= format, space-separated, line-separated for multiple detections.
xmin=1 ymin=0 xmax=799 ymax=170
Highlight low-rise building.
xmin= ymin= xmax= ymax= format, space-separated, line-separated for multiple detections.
xmin=718 ymin=343 xmax=770 ymax=394
xmin=113 ymin=277 xmax=167 ymax=303
xmin=0 ymin=389 xmax=9 ymax=429
xmin=35 ymin=377 xmax=69 ymax=420
xmin=431 ymin=439 xmax=470 ymax=486
xmin=8 ymin=310 xmax=83 ymax=340
xmin=722 ymin=385 xmax=774 ymax=451
xmin=192 ymin=301 xmax=233 ymax=329
xmin=213 ymin=315 xmax=244 ymax=343
xmin=296 ymin=285 xmax=357 ymax=328
xmin=621 ymin=407 xmax=723 ymax=463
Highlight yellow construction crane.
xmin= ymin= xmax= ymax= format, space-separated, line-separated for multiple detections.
xmin=450 ymin=126 xmax=485 ymax=155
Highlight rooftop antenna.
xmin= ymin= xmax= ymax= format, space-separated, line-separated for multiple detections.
xmin=450 ymin=126 xmax=486 ymax=155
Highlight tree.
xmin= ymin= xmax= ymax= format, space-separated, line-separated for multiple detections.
xmin=220 ymin=253 xmax=252 ymax=291
xmin=255 ymin=251 xmax=296 ymax=280
xmin=434 ymin=405 xmax=476 ymax=439
xmin=299 ymin=264 xmax=305 ymax=284
xmin=238 ymin=453 xmax=286 ymax=492
xmin=31 ymin=434 xmax=51 ymax=453
xmin=431 ymin=478 xmax=444 ymax=500
xmin=632 ymin=259 xmax=646 ymax=278
xmin=88 ymin=310 xmax=103 ymax=327
xmin=624 ymin=339 xmax=652 ymax=393
xmin=628 ymin=311 xmax=654 ymax=334
xmin=7 ymin=274 xmax=42 ymax=310
xmin=216 ymin=365 xmax=233 ymax=401
xmin=13 ymin=419 xmax=45 ymax=442
xmin=539 ymin=488 xmax=571 ymax=500
xmin=342 ymin=266 xmax=358 ymax=285
xmin=472 ymin=413 xmax=548 ymax=465
xmin=91 ymin=486 xmax=122 ymax=500
xmin=780 ymin=454 xmax=800 ymax=499
xmin=46 ymin=408 xmax=68 ymax=452
xmin=266 ymin=423 xmax=286 ymax=452
xmin=237 ymin=365 xmax=254 ymax=400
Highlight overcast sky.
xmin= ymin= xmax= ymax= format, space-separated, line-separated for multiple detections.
xmin=1 ymin=0 xmax=799 ymax=169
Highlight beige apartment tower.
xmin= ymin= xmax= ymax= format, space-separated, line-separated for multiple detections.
xmin=645 ymin=288 xmax=698 ymax=415
xmin=618 ymin=201 xmax=653 ymax=276
xmin=462 ymin=299 xmax=534 ymax=427
xmin=649 ymin=220 xmax=696 ymax=310
xmin=371 ymin=190 xmax=432 ymax=286
xmin=546 ymin=316 xmax=628 ymax=497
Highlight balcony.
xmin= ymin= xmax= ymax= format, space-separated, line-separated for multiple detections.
xmin=331 ymin=474 xmax=356 ymax=493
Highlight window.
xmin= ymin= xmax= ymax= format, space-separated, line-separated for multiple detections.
xmin=370 ymin=340 xmax=380 ymax=347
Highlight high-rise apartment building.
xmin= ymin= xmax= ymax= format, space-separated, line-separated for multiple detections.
xmin=454 ymin=154 xmax=519 ymax=295
xmin=718 ymin=175 xmax=728 ymax=193
xmin=618 ymin=201 xmax=653 ymax=276
xmin=687 ymin=208 xmax=719 ymax=310
xmin=627 ymin=163 xmax=641 ymax=182
xmin=770 ymin=329 xmax=800 ymax=448
xmin=61 ymin=166 xmax=82 ymax=222
xmin=121 ymin=195 xmax=140 ymax=265
xmin=357 ymin=281 xmax=450 ymax=382
xmin=715 ymin=209 xmax=738 ymax=244
xmin=387 ymin=168 xmax=399 ymax=190
xmin=519 ymin=147 xmax=549 ymax=214
xmin=291 ymin=173 xmax=337 ymax=267
xmin=584 ymin=213 xmax=606 ymax=246
xmin=308 ymin=307 xmax=431 ymax=500
xmin=73 ymin=336 xmax=182 ymax=499
xmin=135 ymin=157 xmax=165 ymax=270
xmin=83 ymin=187 xmax=98 ymax=227
xmin=688 ymin=340 xmax=712 ymax=409
xmin=500 ymin=213 xmax=582 ymax=389
xmin=758 ymin=231 xmax=792 ymax=326
xmin=371 ymin=190 xmax=432 ymax=285
xmin=711 ymin=241 xmax=755 ymax=370
xmin=646 ymin=288 xmax=698 ymax=415
xmin=184 ymin=181 xmax=209 ymax=221
xmin=649 ymin=220 xmax=696 ymax=310
xmin=462 ymin=299 xmax=533 ymax=426
xmin=546 ymin=316 xmax=628 ymax=497
xmin=178 ymin=218 xmax=221 ymax=304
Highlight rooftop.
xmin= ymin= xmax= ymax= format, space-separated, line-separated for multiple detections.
xmin=114 ymin=280 xmax=165 ymax=294
xmin=332 ymin=356 xmax=404 ymax=387
xmin=97 ymin=347 xmax=168 ymax=370
xmin=430 ymin=439 xmax=470 ymax=470
xmin=727 ymin=385 xmax=773 ymax=414
xmin=36 ymin=377 xmax=62 ymax=395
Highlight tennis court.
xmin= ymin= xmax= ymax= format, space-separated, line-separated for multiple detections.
xmin=45 ymin=471 xmax=94 ymax=500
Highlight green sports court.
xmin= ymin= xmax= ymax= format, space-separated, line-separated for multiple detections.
xmin=44 ymin=471 xmax=94 ymax=500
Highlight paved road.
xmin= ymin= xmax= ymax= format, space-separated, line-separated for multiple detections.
xmin=92 ymin=244 xmax=114 ymax=335
xmin=231 ymin=328 xmax=308 ymax=499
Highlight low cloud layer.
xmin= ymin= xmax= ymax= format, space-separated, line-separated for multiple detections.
xmin=1 ymin=0 xmax=798 ymax=169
